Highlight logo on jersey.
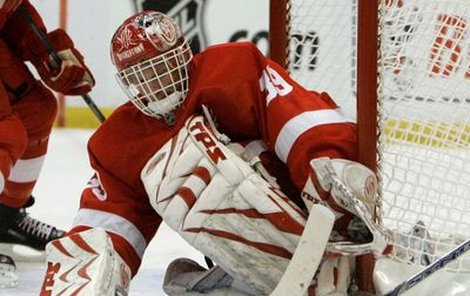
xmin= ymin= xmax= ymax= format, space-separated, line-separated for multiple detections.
xmin=140 ymin=0 xmax=207 ymax=54
xmin=86 ymin=172 xmax=107 ymax=201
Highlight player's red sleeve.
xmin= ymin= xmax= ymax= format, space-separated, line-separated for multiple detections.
xmin=1 ymin=0 xmax=48 ymax=60
xmin=193 ymin=42 xmax=357 ymax=190
xmin=0 ymin=83 xmax=28 ymax=184
xmin=0 ymin=0 xmax=22 ymax=29
xmin=254 ymin=47 xmax=358 ymax=189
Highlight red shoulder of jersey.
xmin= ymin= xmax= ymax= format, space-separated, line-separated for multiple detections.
xmin=188 ymin=42 xmax=357 ymax=188
xmin=187 ymin=42 xmax=268 ymax=142
xmin=88 ymin=102 xmax=181 ymax=192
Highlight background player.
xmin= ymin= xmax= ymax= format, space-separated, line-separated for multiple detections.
xmin=0 ymin=0 xmax=95 ymax=288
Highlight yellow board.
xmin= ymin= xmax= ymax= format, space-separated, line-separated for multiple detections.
xmin=384 ymin=119 xmax=470 ymax=148
xmin=55 ymin=107 xmax=114 ymax=129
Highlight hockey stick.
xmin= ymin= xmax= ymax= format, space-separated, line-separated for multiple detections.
xmin=270 ymin=204 xmax=335 ymax=296
xmin=385 ymin=238 xmax=470 ymax=296
xmin=17 ymin=5 xmax=106 ymax=123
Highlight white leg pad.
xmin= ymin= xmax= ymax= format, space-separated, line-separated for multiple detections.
xmin=39 ymin=228 xmax=131 ymax=296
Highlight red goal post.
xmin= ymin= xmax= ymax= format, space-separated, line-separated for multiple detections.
xmin=269 ymin=0 xmax=378 ymax=172
xmin=270 ymin=0 xmax=470 ymax=293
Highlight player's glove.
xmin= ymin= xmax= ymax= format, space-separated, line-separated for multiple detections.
xmin=0 ymin=0 xmax=22 ymax=29
xmin=28 ymin=29 xmax=95 ymax=96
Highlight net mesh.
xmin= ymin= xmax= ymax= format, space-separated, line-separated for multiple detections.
xmin=283 ymin=0 xmax=470 ymax=272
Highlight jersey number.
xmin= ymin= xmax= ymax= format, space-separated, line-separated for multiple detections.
xmin=259 ymin=66 xmax=293 ymax=105
xmin=86 ymin=172 xmax=107 ymax=201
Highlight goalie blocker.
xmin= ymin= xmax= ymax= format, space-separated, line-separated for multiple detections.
xmin=39 ymin=115 xmax=386 ymax=296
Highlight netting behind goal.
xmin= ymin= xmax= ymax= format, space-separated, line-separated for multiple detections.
xmin=270 ymin=0 xmax=470 ymax=273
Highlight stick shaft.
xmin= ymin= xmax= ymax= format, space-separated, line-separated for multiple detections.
xmin=18 ymin=5 xmax=106 ymax=123
xmin=385 ymin=239 xmax=470 ymax=296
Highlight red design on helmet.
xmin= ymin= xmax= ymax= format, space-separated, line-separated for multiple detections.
xmin=110 ymin=11 xmax=183 ymax=71
xmin=110 ymin=11 xmax=193 ymax=120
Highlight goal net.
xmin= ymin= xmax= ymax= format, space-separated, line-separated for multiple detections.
xmin=270 ymin=0 xmax=470 ymax=289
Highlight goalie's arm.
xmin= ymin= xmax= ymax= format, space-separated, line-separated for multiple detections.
xmin=257 ymin=54 xmax=357 ymax=191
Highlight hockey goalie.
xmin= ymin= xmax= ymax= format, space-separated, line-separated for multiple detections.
xmin=38 ymin=11 xmax=389 ymax=296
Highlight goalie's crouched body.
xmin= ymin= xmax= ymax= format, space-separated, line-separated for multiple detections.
xmin=40 ymin=140 xmax=383 ymax=296
xmin=39 ymin=10 xmax=387 ymax=296
xmin=39 ymin=121 xmax=385 ymax=296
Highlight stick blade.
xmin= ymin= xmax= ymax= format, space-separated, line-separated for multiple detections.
xmin=270 ymin=204 xmax=335 ymax=296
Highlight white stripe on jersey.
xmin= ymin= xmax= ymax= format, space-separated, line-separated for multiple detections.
xmin=275 ymin=109 xmax=348 ymax=163
xmin=73 ymin=208 xmax=147 ymax=259
xmin=8 ymin=155 xmax=46 ymax=183
xmin=0 ymin=172 xmax=4 ymax=193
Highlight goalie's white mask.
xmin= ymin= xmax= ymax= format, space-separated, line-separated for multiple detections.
xmin=110 ymin=11 xmax=193 ymax=120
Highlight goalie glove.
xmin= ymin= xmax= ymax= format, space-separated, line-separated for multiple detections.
xmin=27 ymin=29 xmax=95 ymax=96
xmin=302 ymin=157 xmax=390 ymax=257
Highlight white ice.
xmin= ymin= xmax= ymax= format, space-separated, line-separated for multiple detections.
xmin=0 ymin=128 xmax=206 ymax=296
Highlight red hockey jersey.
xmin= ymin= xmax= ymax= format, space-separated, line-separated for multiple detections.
xmin=72 ymin=42 xmax=357 ymax=275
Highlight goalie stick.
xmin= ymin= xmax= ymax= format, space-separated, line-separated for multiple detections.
xmin=270 ymin=204 xmax=335 ymax=296
xmin=385 ymin=238 xmax=470 ymax=296
xmin=17 ymin=4 xmax=106 ymax=124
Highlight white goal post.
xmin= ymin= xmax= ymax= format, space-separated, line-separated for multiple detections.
xmin=270 ymin=0 xmax=470 ymax=293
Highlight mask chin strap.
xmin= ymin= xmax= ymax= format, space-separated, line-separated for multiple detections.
xmin=147 ymin=91 xmax=183 ymax=124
